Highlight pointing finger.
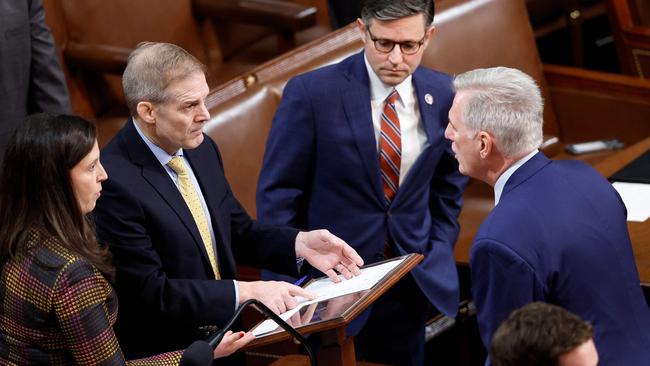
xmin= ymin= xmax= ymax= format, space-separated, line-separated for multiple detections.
xmin=288 ymin=284 xmax=317 ymax=300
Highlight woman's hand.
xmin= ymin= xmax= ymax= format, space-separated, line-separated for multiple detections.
xmin=212 ymin=330 xmax=255 ymax=358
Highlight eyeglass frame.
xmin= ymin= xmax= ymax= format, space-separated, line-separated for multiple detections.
xmin=365 ymin=26 xmax=427 ymax=55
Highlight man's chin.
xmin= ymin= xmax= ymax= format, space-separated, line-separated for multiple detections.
xmin=379 ymin=71 xmax=408 ymax=86
xmin=457 ymin=165 xmax=470 ymax=177
xmin=185 ymin=134 xmax=204 ymax=149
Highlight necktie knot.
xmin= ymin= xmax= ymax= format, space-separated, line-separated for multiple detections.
xmin=386 ymin=89 xmax=399 ymax=106
xmin=167 ymin=156 xmax=187 ymax=176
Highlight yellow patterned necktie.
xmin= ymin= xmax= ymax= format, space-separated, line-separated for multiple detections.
xmin=167 ymin=156 xmax=220 ymax=279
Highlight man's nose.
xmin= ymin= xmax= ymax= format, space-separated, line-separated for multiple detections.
xmin=388 ymin=45 xmax=404 ymax=64
xmin=197 ymin=102 xmax=210 ymax=120
xmin=444 ymin=124 xmax=452 ymax=140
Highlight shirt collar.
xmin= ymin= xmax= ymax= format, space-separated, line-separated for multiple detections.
xmin=364 ymin=54 xmax=414 ymax=106
xmin=132 ymin=119 xmax=183 ymax=166
xmin=494 ymin=149 xmax=538 ymax=205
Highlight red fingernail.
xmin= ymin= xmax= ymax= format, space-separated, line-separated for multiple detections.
xmin=239 ymin=331 xmax=244 ymax=338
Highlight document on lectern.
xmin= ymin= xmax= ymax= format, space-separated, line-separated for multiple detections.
xmin=252 ymin=256 xmax=407 ymax=336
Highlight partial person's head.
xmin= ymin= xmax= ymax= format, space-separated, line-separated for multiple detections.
xmin=0 ymin=114 xmax=113 ymax=278
xmin=122 ymin=42 xmax=210 ymax=154
xmin=490 ymin=302 xmax=598 ymax=366
xmin=357 ymin=0 xmax=436 ymax=86
xmin=444 ymin=67 xmax=543 ymax=183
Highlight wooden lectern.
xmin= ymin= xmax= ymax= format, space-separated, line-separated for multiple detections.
xmin=247 ymin=253 xmax=424 ymax=366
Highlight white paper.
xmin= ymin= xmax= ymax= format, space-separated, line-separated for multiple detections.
xmin=250 ymin=302 xmax=307 ymax=336
xmin=612 ymin=182 xmax=650 ymax=222
xmin=252 ymin=257 xmax=406 ymax=336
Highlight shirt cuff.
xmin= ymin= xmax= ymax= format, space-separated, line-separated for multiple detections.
xmin=296 ymin=257 xmax=304 ymax=272
xmin=233 ymin=280 xmax=239 ymax=310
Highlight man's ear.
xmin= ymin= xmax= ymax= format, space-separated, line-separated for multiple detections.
xmin=136 ymin=101 xmax=156 ymax=125
xmin=426 ymin=25 xmax=436 ymax=40
xmin=477 ymin=131 xmax=493 ymax=159
xmin=420 ymin=25 xmax=436 ymax=50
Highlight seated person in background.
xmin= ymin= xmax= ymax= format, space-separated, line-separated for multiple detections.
xmin=444 ymin=66 xmax=650 ymax=365
xmin=0 ymin=113 xmax=253 ymax=365
xmin=490 ymin=302 xmax=598 ymax=366
xmin=93 ymin=42 xmax=364 ymax=362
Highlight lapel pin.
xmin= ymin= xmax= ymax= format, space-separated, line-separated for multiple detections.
xmin=424 ymin=93 xmax=434 ymax=105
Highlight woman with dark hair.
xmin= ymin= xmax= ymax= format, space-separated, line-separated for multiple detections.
xmin=0 ymin=114 xmax=253 ymax=365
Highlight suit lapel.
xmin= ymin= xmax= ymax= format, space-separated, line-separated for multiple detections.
xmin=412 ymin=70 xmax=440 ymax=147
xmin=121 ymin=120 xmax=208 ymax=266
xmin=392 ymin=69 xmax=444 ymax=200
xmin=341 ymin=53 xmax=385 ymax=204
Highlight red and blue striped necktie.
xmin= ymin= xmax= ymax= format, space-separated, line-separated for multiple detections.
xmin=379 ymin=89 xmax=401 ymax=204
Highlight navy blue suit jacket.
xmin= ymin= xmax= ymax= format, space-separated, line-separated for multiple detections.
xmin=470 ymin=152 xmax=650 ymax=365
xmin=94 ymin=120 xmax=300 ymax=357
xmin=257 ymin=52 xmax=467 ymax=317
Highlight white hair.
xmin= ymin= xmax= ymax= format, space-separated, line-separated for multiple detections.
xmin=453 ymin=67 xmax=544 ymax=157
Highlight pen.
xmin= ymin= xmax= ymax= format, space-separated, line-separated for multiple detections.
xmin=294 ymin=275 xmax=308 ymax=286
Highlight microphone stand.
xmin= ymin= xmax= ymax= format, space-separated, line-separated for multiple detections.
xmin=207 ymin=299 xmax=318 ymax=366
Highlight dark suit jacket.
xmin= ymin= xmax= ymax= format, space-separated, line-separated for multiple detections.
xmin=470 ymin=152 xmax=650 ymax=365
xmin=0 ymin=0 xmax=70 ymax=163
xmin=257 ymin=52 xmax=467 ymax=317
xmin=94 ymin=119 xmax=300 ymax=358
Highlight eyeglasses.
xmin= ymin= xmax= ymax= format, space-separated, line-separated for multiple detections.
xmin=366 ymin=27 xmax=426 ymax=55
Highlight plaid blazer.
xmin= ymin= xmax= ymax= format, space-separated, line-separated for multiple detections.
xmin=0 ymin=229 xmax=184 ymax=365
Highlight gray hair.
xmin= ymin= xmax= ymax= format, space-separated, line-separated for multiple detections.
xmin=361 ymin=0 xmax=435 ymax=27
xmin=453 ymin=67 xmax=543 ymax=158
xmin=122 ymin=42 xmax=207 ymax=117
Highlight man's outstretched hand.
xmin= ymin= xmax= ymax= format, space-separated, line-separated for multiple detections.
xmin=295 ymin=229 xmax=364 ymax=282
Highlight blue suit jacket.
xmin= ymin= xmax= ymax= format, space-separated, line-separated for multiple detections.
xmin=94 ymin=120 xmax=300 ymax=358
xmin=257 ymin=52 xmax=467 ymax=317
xmin=470 ymin=152 xmax=650 ymax=365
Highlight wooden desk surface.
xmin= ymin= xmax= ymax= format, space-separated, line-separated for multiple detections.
xmin=593 ymin=136 xmax=650 ymax=286
xmin=454 ymin=137 xmax=650 ymax=286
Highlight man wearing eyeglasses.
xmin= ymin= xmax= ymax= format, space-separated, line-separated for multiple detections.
xmin=257 ymin=1 xmax=466 ymax=364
